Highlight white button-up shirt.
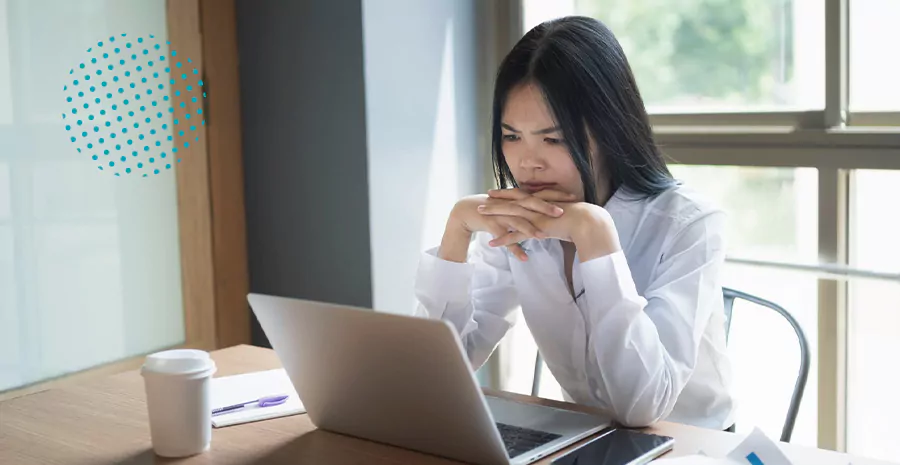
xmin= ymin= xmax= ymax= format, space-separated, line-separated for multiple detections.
xmin=414 ymin=186 xmax=735 ymax=429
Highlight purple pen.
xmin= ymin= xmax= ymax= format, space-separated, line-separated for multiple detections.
xmin=211 ymin=394 xmax=290 ymax=416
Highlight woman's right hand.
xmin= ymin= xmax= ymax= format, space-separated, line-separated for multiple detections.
xmin=441 ymin=189 xmax=576 ymax=262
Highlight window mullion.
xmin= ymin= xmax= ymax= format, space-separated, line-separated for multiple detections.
xmin=817 ymin=167 xmax=850 ymax=452
xmin=823 ymin=0 xmax=852 ymax=451
xmin=825 ymin=0 xmax=850 ymax=128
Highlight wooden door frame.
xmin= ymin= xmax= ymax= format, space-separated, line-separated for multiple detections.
xmin=168 ymin=0 xmax=249 ymax=352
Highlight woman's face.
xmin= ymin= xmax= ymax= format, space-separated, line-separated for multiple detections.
xmin=501 ymin=82 xmax=586 ymax=201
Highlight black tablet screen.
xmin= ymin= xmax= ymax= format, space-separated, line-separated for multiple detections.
xmin=552 ymin=429 xmax=674 ymax=464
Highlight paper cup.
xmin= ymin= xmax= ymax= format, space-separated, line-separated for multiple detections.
xmin=141 ymin=349 xmax=217 ymax=458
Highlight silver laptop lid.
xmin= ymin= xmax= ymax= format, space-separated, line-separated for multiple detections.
xmin=248 ymin=293 xmax=510 ymax=465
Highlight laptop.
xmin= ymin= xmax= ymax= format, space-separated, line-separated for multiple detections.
xmin=248 ymin=293 xmax=612 ymax=465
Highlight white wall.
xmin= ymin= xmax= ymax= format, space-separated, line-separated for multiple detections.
xmin=362 ymin=0 xmax=484 ymax=314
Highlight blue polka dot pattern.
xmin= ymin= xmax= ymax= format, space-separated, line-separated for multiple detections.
xmin=61 ymin=33 xmax=205 ymax=177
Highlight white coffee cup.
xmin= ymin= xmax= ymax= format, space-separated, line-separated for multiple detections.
xmin=141 ymin=349 xmax=217 ymax=458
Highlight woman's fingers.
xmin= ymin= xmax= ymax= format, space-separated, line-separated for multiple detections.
xmin=507 ymin=243 xmax=527 ymax=261
xmin=486 ymin=188 xmax=529 ymax=200
xmin=518 ymin=196 xmax=564 ymax=217
xmin=479 ymin=198 xmax=563 ymax=218
xmin=478 ymin=201 xmax=550 ymax=249
xmin=487 ymin=224 xmax=528 ymax=261
xmin=478 ymin=202 xmax=535 ymax=218
xmin=503 ymin=216 xmax=543 ymax=240
xmin=488 ymin=188 xmax=577 ymax=202
xmin=490 ymin=231 xmax=530 ymax=248
xmin=532 ymin=189 xmax=578 ymax=202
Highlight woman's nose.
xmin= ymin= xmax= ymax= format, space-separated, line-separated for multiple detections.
xmin=518 ymin=149 xmax=546 ymax=170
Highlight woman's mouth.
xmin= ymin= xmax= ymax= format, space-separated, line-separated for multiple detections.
xmin=520 ymin=182 xmax=558 ymax=193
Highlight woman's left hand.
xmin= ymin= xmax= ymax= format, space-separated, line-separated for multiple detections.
xmin=479 ymin=188 xmax=591 ymax=244
xmin=480 ymin=188 xmax=622 ymax=260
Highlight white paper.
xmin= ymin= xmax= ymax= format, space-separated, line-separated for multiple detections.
xmin=210 ymin=368 xmax=305 ymax=428
xmin=656 ymin=427 xmax=795 ymax=465
xmin=654 ymin=456 xmax=741 ymax=465
xmin=726 ymin=428 xmax=793 ymax=465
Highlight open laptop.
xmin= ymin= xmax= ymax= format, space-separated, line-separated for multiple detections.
xmin=248 ymin=293 xmax=611 ymax=465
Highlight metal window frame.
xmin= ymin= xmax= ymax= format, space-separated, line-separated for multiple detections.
xmin=848 ymin=111 xmax=900 ymax=127
xmin=818 ymin=2 xmax=850 ymax=450
xmin=725 ymin=257 xmax=900 ymax=283
xmin=500 ymin=0 xmax=900 ymax=452
xmin=650 ymin=111 xmax=900 ymax=129
xmin=650 ymin=111 xmax=826 ymax=129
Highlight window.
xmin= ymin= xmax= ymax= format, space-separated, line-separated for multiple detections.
xmin=0 ymin=164 xmax=9 ymax=219
xmin=849 ymin=0 xmax=900 ymax=111
xmin=0 ymin=223 xmax=15 ymax=389
xmin=669 ymin=166 xmax=819 ymax=444
xmin=723 ymin=266 xmax=819 ymax=445
xmin=847 ymin=170 xmax=900 ymax=461
xmin=0 ymin=0 xmax=185 ymax=393
xmin=668 ymin=166 xmax=818 ymax=262
xmin=524 ymin=0 xmax=826 ymax=113
xmin=588 ymin=0 xmax=821 ymax=112
xmin=510 ymin=0 xmax=900 ymax=458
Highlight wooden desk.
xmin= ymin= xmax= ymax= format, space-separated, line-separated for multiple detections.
xmin=0 ymin=345 xmax=893 ymax=465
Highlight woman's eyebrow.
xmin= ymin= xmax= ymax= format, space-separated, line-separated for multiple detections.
xmin=501 ymin=123 xmax=561 ymax=135
xmin=501 ymin=123 xmax=521 ymax=133
xmin=531 ymin=126 xmax=561 ymax=135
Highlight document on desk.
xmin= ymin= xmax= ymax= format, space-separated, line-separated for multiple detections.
xmin=724 ymin=427 xmax=794 ymax=465
xmin=656 ymin=427 xmax=795 ymax=465
xmin=210 ymin=368 xmax=306 ymax=428
xmin=653 ymin=457 xmax=739 ymax=464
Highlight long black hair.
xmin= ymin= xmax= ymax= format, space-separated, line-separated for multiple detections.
xmin=492 ymin=16 xmax=676 ymax=205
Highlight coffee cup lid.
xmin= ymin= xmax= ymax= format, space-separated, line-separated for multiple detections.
xmin=141 ymin=349 xmax=215 ymax=376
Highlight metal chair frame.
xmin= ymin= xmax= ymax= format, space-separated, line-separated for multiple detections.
xmin=531 ymin=287 xmax=810 ymax=442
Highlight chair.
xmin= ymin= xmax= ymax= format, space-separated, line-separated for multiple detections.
xmin=531 ymin=287 xmax=811 ymax=442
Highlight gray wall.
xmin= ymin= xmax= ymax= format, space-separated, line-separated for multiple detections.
xmin=236 ymin=0 xmax=373 ymax=346
xmin=237 ymin=0 xmax=485 ymax=344
xmin=362 ymin=0 xmax=482 ymax=314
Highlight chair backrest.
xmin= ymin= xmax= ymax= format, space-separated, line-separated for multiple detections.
xmin=531 ymin=287 xmax=811 ymax=443
xmin=721 ymin=287 xmax=811 ymax=442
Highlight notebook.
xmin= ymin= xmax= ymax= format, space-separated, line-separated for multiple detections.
xmin=210 ymin=368 xmax=306 ymax=428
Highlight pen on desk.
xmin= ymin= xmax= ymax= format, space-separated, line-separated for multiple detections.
xmin=211 ymin=394 xmax=290 ymax=416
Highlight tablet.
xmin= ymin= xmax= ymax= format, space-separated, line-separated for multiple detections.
xmin=551 ymin=428 xmax=675 ymax=465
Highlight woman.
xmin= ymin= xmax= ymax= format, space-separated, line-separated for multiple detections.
xmin=414 ymin=16 xmax=734 ymax=430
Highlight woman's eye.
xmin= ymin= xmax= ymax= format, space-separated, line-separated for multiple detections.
xmin=544 ymin=137 xmax=562 ymax=145
xmin=502 ymin=134 xmax=520 ymax=142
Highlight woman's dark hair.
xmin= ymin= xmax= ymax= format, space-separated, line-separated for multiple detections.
xmin=492 ymin=16 xmax=676 ymax=205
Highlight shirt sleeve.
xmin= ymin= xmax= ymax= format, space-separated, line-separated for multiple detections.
xmin=578 ymin=211 xmax=726 ymax=427
xmin=414 ymin=232 xmax=520 ymax=370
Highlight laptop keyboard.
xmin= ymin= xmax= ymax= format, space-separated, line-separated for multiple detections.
xmin=496 ymin=422 xmax=562 ymax=458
